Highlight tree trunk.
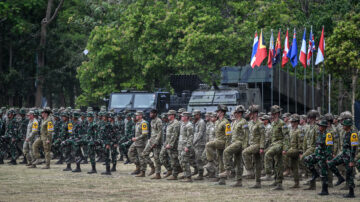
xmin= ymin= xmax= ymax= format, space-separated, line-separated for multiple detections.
xmin=337 ymin=78 xmax=343 ymax=114
xmin=351 ymin=69 xmax=359 ymax=115
xmin=35 ymin=0 xmax=64 ymax=107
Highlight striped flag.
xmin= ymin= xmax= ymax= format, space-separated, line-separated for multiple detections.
xmin=250 ymin=31 xmax=258 ymax=68
xmin=299 ymin=29 xmax=307 ymax=68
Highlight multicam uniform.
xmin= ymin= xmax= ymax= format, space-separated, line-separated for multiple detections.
xmin=128 ymin=119 xmax=149 ymax=173
xmin=142 ymin=116 xmax=162 ymax=174
xmin=178 ymin=120 xmax=194 ymax=179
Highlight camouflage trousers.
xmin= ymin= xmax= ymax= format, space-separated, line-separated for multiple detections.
xmin=128 ymin=144 xmax=146 ymax=171
xmin=160 ymin=147 xmax=181 ymax=176
xmin=142 ymin=142 xmax=159 ymax=173
xmin=304 ymin=154 xmax=328 ymax=184
xmin=242 ymin=144 xmax=261 ymax=182
xmin=179 ymin=148 xmax=195 ymax=178
xmin=300 ymin=147 xmax=315 ymax=167
xmin=328 ymin=152 xmax=355 ymax=189
xmin=87 ymin=143 xmax=96 ymax=164
xmin=23 ymin=139 xmax=36 ymax=163
xmin=285 ymin=149 xmax=300 ymax=182
xmin=33 ymin=137 xmax=52 ymax=166
xmin=223 ymin=141 xmax=243 ymax=180
xmin=206 ymin=139 xmax=225 ymax=173
xmin=264 ymin=143 xmax=283 ymax=184
xmin=193 ymin=145 xmax=205 ymax=172
xmin=104 ymin=144 xmax=118 ymax=166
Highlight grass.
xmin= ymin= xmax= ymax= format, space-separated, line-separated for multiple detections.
xmin=0 ymin=160 xmax=359 ymax=202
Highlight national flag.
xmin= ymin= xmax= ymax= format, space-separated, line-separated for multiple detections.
xmin=306 ymin=28 xmax=315 ymax=66
xmin=287 ymin=28 xmax=298 ymax=67
xmin=254 ymin=30 xmax=267 ymax=67
xmin=267 ymin=30 xmax=274 ymax=68
xmin=315 ymin=27 xmax=325 ymax=65
xmin=299 ymin=28 xmax=307 ymax=68
xmin=281 ymin=29 xmax=289 ymax=67
xmin=273 ymin=30 xmax=281 ymax=66
xmin=250 ymin=31 xmax=258 ymax=68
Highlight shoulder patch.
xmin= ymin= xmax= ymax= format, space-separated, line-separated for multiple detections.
xmin=350 ymin=133 xmax=359 ymax=146
xmin=142 ymin=122 xmax=149 ymax=134
xmin=68 ymin=123 xmax=73 ymax=134
xmin=325 ymin=133 xmax=333 ymax=146
xmin=243 ymin=124 xmax=248 ymax=128
xmin=225 ymin=123 xmax=232 ymax=135
xmin=32 ymin=121 xmax=39 ymax=131
xmin=47 ymin=121 xmax=54 ymax=132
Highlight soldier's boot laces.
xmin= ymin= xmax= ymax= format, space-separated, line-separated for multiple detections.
xmin=135 ymin=171 xmax=145 ymax=177
xmin=88 ymin=164 xmax=97 ymax=174
xmin=63 ymin=163 xmax=72 ymax=171
xmin=150 ymin=173 xmax=161 ymax=180
xmin=343 ymin=187 xmax=355 ymax=198
xmin=101 ymin=165 xmax=111 ymax=175
xmin=250 ymin=181 xmax=261 ymax=189
xmin=163 ymin=171 xmax=172 ymax=178
xmin=148 ymin=166 xmax=155 ymax=176
xmin=72 ymin=163 xmax=81 ymax=172
xmin=111 ymin=164 xmax=116 ymax=172
xmin=231 ymin=180 xmax=242 ymax=187
xmin=318 ymin=182 xmax=329 ymax=196
xmin=260 ymin=174 xmax=273 ymax=181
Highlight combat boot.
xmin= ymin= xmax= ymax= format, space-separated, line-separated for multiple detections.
xmin=244 ymin=169 xmax=255 ymax=179
xmin=33 ymin=159 xmax=42 ymax=165
xmin=101 ymin=165 xmax=111 ymax=175
xmin=88 ymin=163 xmax=97 ymax=174
xmin=334 ymin=173 xmax=345 ymax=186
xmin=272 ymin=183 xmax=284 ymax=190
xmin=283 ymin=169 xmax=290 ymax=177
xmin=216 ymin=178 xmax=226 ymax=185
xmin=250 ymin=181 xmax=261 ymax=189
xmin=72 ymin=163 xmax=81 ymax=172
xmin=178 ymin=174 xmax=185 ymax=180
xmin=194 ymin=170 xmax=204 ymax=180
xmin=55 ymin=156 xmax=64 ymax=164
xmin=181 ymin=177 xmax=193 ymax=183
xmin=150 ymin=173 xmax=161 ymax=180
xmin=260 ymin=174 xmax=273 ymax=181
xmin=191 ymin=167 xmax=198 ymax=176
xmin=318 ymin=181 xmax=329 ymax=196
xmin=219 ymin=170 xmax=231 ymax=179
xmin=289 ymin=180 xmax=300 ymax=189
xmin=303 ymin=180 xmax=316 ymax=190
xmin=167 ymin=175 xmax=178 ymax=180
xmin=28 ymin=164 xmax=36 ymax=168
xmin=9 ymin=159 xmax=17 ymax=165
xmin=131 ymin=166 xmax=140 ymax=175
xmin=111 ymin=163 xmax=116 ymax=172
xmin=0 ymin=158 xmax=4 ymax=164
xmin=163 ymin=171 xmax=172 ymax=178
xmin=118 ymin=155 xmax=124 ymax=161
xmin=231 ymin=180 xmax=242 ymax=187
xmin=19 ymin=157 xmax=27 ymax=164
xmin=343 ymin=187 xmax=355 ymax=198
xmin=148 ymin=165 xmax=155 ymax=176
xmin=80 ymin=158 xmax=88 ymax=164
xmin=63 ymin=163 xmax=72 ymax=171
xmin=135 ymin=171 xmax=145 ymax=177
xmin=42 ymin=165 xmax=50 ymax=169
xmin=269 ymin=181 xmax=278 ymax=186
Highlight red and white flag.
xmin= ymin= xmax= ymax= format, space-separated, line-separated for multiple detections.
xmin=281 ymin=29 xmax=289 ymax=67
xmin=299 ymin=29 xmax=307 ymax=68
xmin=315 ymin=27 xmax=325 ymax=65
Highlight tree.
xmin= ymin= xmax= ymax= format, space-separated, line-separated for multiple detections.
xmin=327 ymin=12 xmax=360 ymax=114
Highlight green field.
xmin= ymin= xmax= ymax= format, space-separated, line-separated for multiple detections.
xmin=0 ymin=160 xmax=358 ymax=201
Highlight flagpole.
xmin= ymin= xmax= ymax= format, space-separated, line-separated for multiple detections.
xmin=311 ymin=26 xmax=314 ymax=109
xmin=271 ymin=29 xmax=274 ymax=108
xmin=295 ymin=66 xmax=297 ymax=113
xmin=287 ymin=64 xmax=289 ymax=112
xmin=278 ymin=29 xmax=281 ymax=107
xmin=304 ymin=65 xmax=306 ymax=114
xmin=328 ymin=73 xmax=331 ymax=113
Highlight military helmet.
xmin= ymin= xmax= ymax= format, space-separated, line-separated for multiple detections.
xmin=205 ymin=112 xmax=211 ymax=117
xmin=210 ymin=112 xmax=217 ymax=117
xmin=108 ymin=112 xmax=115 ymax=118
xmin=182 ymin=111 xmax=192 ymax=117
xmin=125 ymin=113 xmax=132 ymax=118
xmin=19 ymin=108 xmax=27 ymax=115
xmin=290 ymin=114 xmax=300 ymax=122
xmin=270 ymin=105 xmax=282 ymax=114
xmin=300 ymin=115 xmax=307 ymax=120
xmin=87 ymin=107 xmax=93 ymax=112
xmin=234 ymin=105 xmax=246 ymax=113
xmin=317 ymin=119 xmax=328 ymax=127
xmin=260 ymin=115 xmax=271 ymax=121
xmin=60 ymin=111 xmax=69 ymax=117
xmin=98 ymin=111 xmax=106 ymax=116
xmin=42 ymin=107 xmax=52 ymax=114
xmin=216 ymin=104 xmax=228 ymax=112
xmin=307 ymin=109 xmax=320 ymax=119
xmin=282 ymin=112 xmax=291 ymax=119
xmin=7 ymin=108 xmax=16 ymax=115
xmin=324 ymin=113 xmax=334 ymax=122
xmin=73 ymin=111 xmax=80 ymax=118
xmin=192 ymin=110 xmax=201 ymax=116
xmin=177 ymin=108 xmax=186 ymax=113
xmin=341 ymin=118 xmax=352 ymax=126
xmin=167 ymin=110 xmax=177 ymax=116
xmin=248 ymin=105 xmax=259 ymax=113
xmin=341 ymin=111 xmax=353 ymax=120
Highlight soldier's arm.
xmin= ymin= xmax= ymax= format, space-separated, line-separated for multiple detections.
xmin=154 ymin=120 xmax=163 ymax=144
xmin=243 ymin=124 xmax=250 ymax=148
xmin=169 ymin=123 xmax=180 ymax=148
xmin=186 ymin=125 xmax=194 ymax=149
xmin=259 ymin=124 xmax=265 ymax=149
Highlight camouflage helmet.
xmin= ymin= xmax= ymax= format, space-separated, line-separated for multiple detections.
xmin=340 ymin=111 xmax=353 ymax=120
xmin=290 ymin=114 xmax=300 ymax=122
xmin=248 ymin=105 xmax=259 ymax=113
xmin=177 ymin=108 xmax=186 ymax=113
xmin=341 ymin=118 xmax=352 ymax=126
xmin=108 ymin=112 xmax=115 ymax=118
xmin=260 ymin=115 xmax=271 ymax=121
xmin=307 ymin=109 xmax=320 ymax=119
xmin=7 ymin=108 xmax=16 ymax=115
xmin=282 ymin=112 xmax=291 ymax=119
xmin=324 ymin=113 xmax=334 ymax=122
xmin=234 ymin=105 xmax=246 ymax=113
xmin=210 ymin=112 xmax=217 ymax=117
xmin=300 ymin=115 xmax=307 ymax=120
xmin=60 ymin=111 xmax=69 ymax=117
xmin=87 ymin=107 xmax=93 ymax=112
xmin=216 ymin=104 xmax=228 ymax=112
xmin=181 ymin=111 xmax=192 ymax=117
xmin=192 ymin=110 xmax=201 ymax=116
xmin=98 ymin=111 xmax=106 ymax=116
xmin=167 ymin=110 xmax=177 ymax=116
xmin=42 ymin=107 xmax=52 ymax=114
xmin=19 ymin=108 xmax=27 ymax=115
xmin=270 ymin=105 xmax=282 ymax=114
xmin=125 ymin=113 xmax=132 ymax=118
xmin=205 ymin=112 xmax=211 ymax=117
xmin=73 ymin=111 xmax=80 ymax=118
xmin=317 ymin=119 xmax=328 ymax=127
xmin=87 ymin=111 xmax=95 ymax=117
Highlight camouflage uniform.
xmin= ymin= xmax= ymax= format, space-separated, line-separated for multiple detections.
xmin=142 ymin=115 xmax=162 ymax=174
xmin=192 ymin=115 xmax=206 ymax=177
xmin=4 ymin=112 xmax=19 ymax=163
xmin=178 ymin=116 xmax=194 ymax=179
xmin=119 ymin=115 xmax=134 ymax=162
xmin=85 ymin=113 xmax=98 ymax=173
xmin=23 ymin=115 xmax=39 ymax=165
xmin=160 ymin=112 xmax=181 ymax=177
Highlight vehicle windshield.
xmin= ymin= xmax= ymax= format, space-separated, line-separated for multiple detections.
xmin=110 ymin=94 xmax=133 ymax=108
xmin=133 ymin=93 xmax=156 ymax=108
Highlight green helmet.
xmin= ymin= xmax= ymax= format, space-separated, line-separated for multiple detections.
xmin=87 ymin=111 xmax=94 ymax=117
xmin=19 ymin=108 xmax=27 ymax=115
xmin=317 ymin=119 xmax=328 ymax=127
xmin=73 ymin=111 xmax=80 ymax=118
xmin=341 ymin=118 xmax=352 ymax=126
